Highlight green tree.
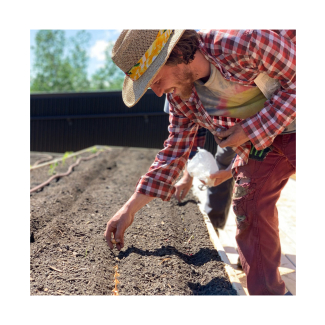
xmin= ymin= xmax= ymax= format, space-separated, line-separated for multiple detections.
xmin=30 ymin=30 xmax=91 ymax=93
xmin=30 ymin=30 xmax=124 ymax=93
xmin=69 ymin=30 xmax=91 ymax=91
xmin=90 ymin=43 xmax=124 ymax=91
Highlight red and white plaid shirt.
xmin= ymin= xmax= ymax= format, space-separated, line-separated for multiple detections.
xmin=136 ymin=29 xmax=296 ymax=201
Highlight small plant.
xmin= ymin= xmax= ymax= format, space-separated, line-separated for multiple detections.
xmin=48 ymin=162 xmax=58 ymax=175
xmin=90 ymin=146 xmax=98 ymax=154
xmin=85 ymin=249 xmax=88 ymax=257
xmin=62 ymin=151 xmax=73 ymax=166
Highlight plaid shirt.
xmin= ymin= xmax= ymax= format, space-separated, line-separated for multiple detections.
xmin=136 ymin=29 xmax=296 ymax=201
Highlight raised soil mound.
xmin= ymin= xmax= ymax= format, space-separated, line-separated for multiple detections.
xmin=30 ymin=147 xmax=237 ymax=295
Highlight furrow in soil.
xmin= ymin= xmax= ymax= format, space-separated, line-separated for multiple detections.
xmin=30 ymin=148 xmax=237 ymax=295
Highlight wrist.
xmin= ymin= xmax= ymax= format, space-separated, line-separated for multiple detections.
xmin=124 ymin=192 xmax=154 ymax=215
xmin=222 ymin=166 xmax=233 ymax=180
xmin=184 ymin=166 xmax=193 ymax=180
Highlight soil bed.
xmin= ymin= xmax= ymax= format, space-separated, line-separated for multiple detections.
xmin=30 ymin=147 xmax=237 ymax=295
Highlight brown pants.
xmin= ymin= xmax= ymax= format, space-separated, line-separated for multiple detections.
xmin=232 ymin=133 xmax=296 ymax=295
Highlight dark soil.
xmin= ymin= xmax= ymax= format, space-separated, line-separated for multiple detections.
xmin=30 ymin=147 xmax=237 ymax=295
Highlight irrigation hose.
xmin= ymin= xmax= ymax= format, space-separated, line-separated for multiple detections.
xmin=30 ymin=145 xmax=111 ymax=170
xmin=30 ymin=151 xmax=102 ymax=194
xmin=32 ymin=154 xmax=53 ymax=167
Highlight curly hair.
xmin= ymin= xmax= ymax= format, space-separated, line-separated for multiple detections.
xmin=166 ymin=30 xmax=200 ymax=66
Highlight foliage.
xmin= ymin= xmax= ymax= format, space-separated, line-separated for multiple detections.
xmin=69 ymin=31 xmax=91 ymax=91
xmin=61 ymin=151 xmax=74 ymax=166
xmin=48 ymin=162 xmax=58 ymax=175
xmin=30 ymin=30 xmax=88 ymax=92
xmin=89 ymin=146 xmax=98 ymax=154
xmin=30 ymin=30 xmax=124 ymax=93
xmin=90 ymin=43 xmax=124 ymax=91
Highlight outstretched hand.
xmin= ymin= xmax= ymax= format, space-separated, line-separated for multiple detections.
xmin=214 ymin=124 xmax=249 ymax=148
xmin=174 ymin=169 xmax=193 ymax=202
xmin=104 ymin=206 xmax=134 ymax=250
xmin=104 ymin=192 xmax=154 ymax=250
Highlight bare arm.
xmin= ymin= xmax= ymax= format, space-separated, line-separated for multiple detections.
xmin=104 ymin=192 xmax=154 ymax=250
xmin=214 ymin=124 xmax=249 ymax=148
xmin=209 ymin=163 xmax=233 ymax=187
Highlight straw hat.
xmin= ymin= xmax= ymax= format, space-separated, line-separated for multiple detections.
xmin=112 ymin=30 xmax=185 ymax=107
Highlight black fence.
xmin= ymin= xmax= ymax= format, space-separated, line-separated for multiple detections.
xmin=30 ymin=90 xmax=218 ymax=155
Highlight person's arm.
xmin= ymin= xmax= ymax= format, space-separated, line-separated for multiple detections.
xmin=174 ymin=127 xmax=207 ymax=202
xmin=241 ymin=30 xmax=295 ymax=150
xmin=104 ymin=192 xmax=154 ymax=250
xmin=174 ymin=166 xmax=193 ymax=202
xmin=105 ymin=95 xmax=200 ymax=249
xmin=211 ymin=30 xmax=296 ymax=150
xmin=209 ymin=162 xmax=233 ymax=186
xmin=164 ymin=97 xmax=206 ymax=157
xmin=200 ymin=154 xmax=237 ymax=187
xmin=136 ymin=94 xmax=201 ymax=201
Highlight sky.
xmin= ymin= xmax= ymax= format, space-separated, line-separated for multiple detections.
xmin=30 ymin=29 xmax=123 ymax=78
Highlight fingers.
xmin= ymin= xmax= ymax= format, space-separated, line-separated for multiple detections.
xmin=104 ymin=223 xmax=115 ymax=249
xmin=180 ymin=187 xmax=190 ymax=201
xmin=214 ymin=126 xmax=235 ymax=148
xmin=174 ymin=185 xmax=182 ymax=202
xmin=214 ymin=134 xmax=230 ymax=148
xmin=216 ymin=127 xmax=231 ymax=138
xmin=114 ymin=225 xmax=125 ymax=250
xmin=213 ymin=178 xmax=222 ymax=187
xmin=104 ymin=221 xmax=125 ymax=251
xmin=214 ymin=135 xmax=226 ymax=147
xmin=174 ymin=183 xmax=190 ymax=202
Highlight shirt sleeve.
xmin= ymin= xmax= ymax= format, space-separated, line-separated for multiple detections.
xmin=135 ymin=95 xmax=199 ymax=201
xmin=189 ymin=127 xmax=206 ymax=159
xmin=164 ymin=96 xmax=206 ymax=160
xmin=239 ymin=30 xmax=296 ymax=150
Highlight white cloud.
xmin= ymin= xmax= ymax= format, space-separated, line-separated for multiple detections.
xmin=105 ymin=29 xmax=123 ymax=40
xmin=90 ymin=40 xmax=111 ymax=61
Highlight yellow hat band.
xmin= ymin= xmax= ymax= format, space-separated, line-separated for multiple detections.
xmin=126 ymin=30 xmax=173 ymax=81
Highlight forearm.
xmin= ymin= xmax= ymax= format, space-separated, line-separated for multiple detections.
xmin=209 ymin=162 xmax=233 ymax=187
xmin=125 ymin=192 xmax=155 ymax=215
xmin=224 ymin=162 xmax=233 ymax=178
xmin=182 ymin=165 xmax=193 ymax=180
xmin=104 ymin=192 xmax=154 ymax=250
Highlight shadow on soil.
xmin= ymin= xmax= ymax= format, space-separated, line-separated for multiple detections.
xmin=118 ymin=246 xmax=219 ymax=266
xmin=187 ymin=279 xmax=231 ymax=295
xmin=177 ymin=199 xmax=199 ymax=206
xmin=118 ymin=246 xmax=230 ymax=295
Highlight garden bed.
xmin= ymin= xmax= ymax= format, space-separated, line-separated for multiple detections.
xmin=30 ymin=147 xmax=237 ymax=295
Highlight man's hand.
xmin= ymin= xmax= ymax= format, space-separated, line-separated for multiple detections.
xmin=174 ymin=169 xmax=193 ymax=202
xmin=210 ymin=168 xmax=233 ymax=187
xmin=104 ymin=192 xmax=154 ymax=250
xmin=214 ymin=124 xmax=249 ymax=148
xmin=104 ymin=206 xmax=135 ymax=251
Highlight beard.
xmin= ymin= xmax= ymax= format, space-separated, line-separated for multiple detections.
xmin=172 ymin=66 xmax=196 ymax=101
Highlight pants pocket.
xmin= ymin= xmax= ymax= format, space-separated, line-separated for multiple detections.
xmin=233 ymin=199 xmax=251 ymax=230
xmin=232 ymin=178 xmax=255 ymax=230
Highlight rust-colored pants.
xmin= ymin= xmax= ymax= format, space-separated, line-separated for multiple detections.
xmin=232 ymin=133 xmax=296 ymax=295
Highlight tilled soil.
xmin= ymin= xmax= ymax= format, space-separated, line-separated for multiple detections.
xmin=30 ymin=147 xmax=237 ymax=295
